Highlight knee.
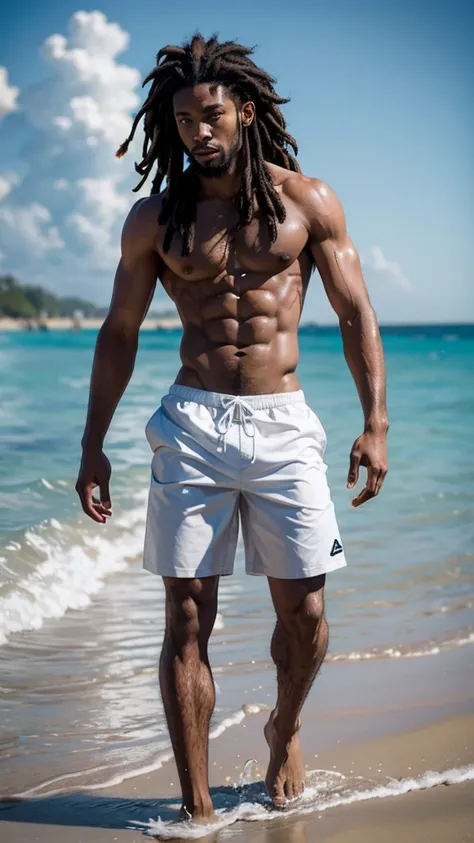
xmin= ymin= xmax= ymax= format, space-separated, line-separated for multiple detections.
xmin=165 ymin=579 xmax=217 ymax=651
xmin=295 ymin=590 xmax=325 ymax=637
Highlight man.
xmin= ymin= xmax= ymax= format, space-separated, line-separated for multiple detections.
xmin=76 ymin=34 xmax=388 ymax=823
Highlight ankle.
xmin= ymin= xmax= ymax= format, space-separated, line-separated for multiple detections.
xmin=182 ymin=795 xmax=214 ymax=819
xmin=270 ymin=711 xmax=301 ymax=742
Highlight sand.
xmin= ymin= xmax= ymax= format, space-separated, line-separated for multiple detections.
xmin=0 ymin=317 xmax=181 ymax=331
xmin=1 ymin=709 xmax=473 ymax=842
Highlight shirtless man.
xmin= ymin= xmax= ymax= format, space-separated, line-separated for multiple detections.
xmin=76 ymin=35 xmax=388 ymax=821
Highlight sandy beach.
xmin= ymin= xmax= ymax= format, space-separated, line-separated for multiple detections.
xmin=0 ymin=316 xmax=181 ymax=331
xmin=2 ymin=644 xmax=473 ymax=842
xmin=1 ymin=711 xmax=473 ymax=842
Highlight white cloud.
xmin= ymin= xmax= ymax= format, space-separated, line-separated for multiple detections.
xmin=0 ymin=204 xmax=63 ymax=255
xmin=0 ymin=67 xmax=19 ymax=120
xmin=0 ymin=203 xmax=64 ymax=256
xmin=363 ymin=246 xmax=411 ymax=291
xmin=0 ymin=173 xmax=19 ymax=202
xmin=0 ymin=12 xmax=150 ymax=302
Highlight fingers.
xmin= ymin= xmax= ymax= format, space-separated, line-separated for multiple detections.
xmin=351 ymin=486 xmax=375 ymax=508
xmin=347 ymin=447 xmax=361 ymax=489
xmin=92 ymin=496 xmax=112 ymax=517
xmin=99 ymin=478 xmax=111 ymax=510
xmin=374 ymin=468 xmax=387 ymax=496
xmin=76 ymin=484 xmax=112 ymax=524
xmin=352 ymin=468 xmax=388 ymax=508
xmin=76 ymin=482 xmax=105 ymax=523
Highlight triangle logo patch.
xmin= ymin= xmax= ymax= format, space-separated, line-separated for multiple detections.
xmin=330 ymin=539 xmax=343 ymax=557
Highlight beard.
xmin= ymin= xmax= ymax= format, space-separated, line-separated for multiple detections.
xmin=188 ymin=122 xmax=242 ymax=179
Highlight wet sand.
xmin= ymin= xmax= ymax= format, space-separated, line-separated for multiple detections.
xmin=1 ymin=705 xmax=473 ymax=842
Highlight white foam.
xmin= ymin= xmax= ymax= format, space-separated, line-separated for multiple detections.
xmin=136 ymin=763 xmax=474 ymax=839
xmin=59 ymin=376 xmax=90 ymax=389
xmin=18 ymin=705 xmax=260 ymax=797
xmin=0 ymin=511 xmax=146 ymax=646
xmin=40 ymin=478 xmax=55 ymax=490
xmin=209 ymin=710 xmax=246 ymax=739
xmin=330 ymin=631 xmax=474 ymax=663
xmin=214 ymin=613 xmax=225 ymax=631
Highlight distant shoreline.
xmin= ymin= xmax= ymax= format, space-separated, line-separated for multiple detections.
xmin=0 ymin=316 xmax=182 ymax=332
xmin=0 ymin=316 xmax=472 ymax=334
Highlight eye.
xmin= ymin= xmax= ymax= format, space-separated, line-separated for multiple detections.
xmin=209 ymin=113 xmax=223 ymax=122
xmin=178 ymin=118 xmax=191 ymax=125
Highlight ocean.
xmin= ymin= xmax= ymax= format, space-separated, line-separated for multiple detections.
xmin=0 ymin=325 xmax=473 ymax=807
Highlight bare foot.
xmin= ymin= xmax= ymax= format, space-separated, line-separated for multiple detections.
xmin=179 ymin=801 xmax=216 ymax=824
xmin=264 ymin=713 xmax=305 ymax=808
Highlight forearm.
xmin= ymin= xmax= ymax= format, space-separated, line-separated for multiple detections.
xmin=81 ymin=320 xmax=138 ymax=449
xmin=340 ymin=308 xmax=388 ymax=432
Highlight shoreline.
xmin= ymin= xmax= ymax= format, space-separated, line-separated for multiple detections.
xmin=1 ymin=708 xmax=472 ymax=841
xmin=0 ymin=316 xmax=181 ymax=331
xmin=1 ymin=317 xmax=473 ymax=333
xmin=1 ymin=645 xmax=473 ymax=841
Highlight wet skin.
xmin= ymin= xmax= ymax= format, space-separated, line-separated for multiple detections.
xmin=77 ymin=82 xmax=389 ymax=818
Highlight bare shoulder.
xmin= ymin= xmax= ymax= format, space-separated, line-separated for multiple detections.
xmin=284 ymin=172 xmax=343 ymax=219
xmin=122 ymin=193 xmax=164 ymax=242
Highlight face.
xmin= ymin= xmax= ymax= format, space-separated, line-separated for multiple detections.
xmin=173 ymin=83 xmax=254 ymax=178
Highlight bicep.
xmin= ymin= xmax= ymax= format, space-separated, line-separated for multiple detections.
xmin=106 ymin=202 xmax=160 ymax=333
xmin=312 ymin=234 xmax=371 ymax=321
xmin=307 ymin=183 xmax=372 ymax=321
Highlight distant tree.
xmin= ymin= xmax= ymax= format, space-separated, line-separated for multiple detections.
xmin=23 ymin=285 xmax=60 ymax=317
xmin=57 ymin=297 xmax=100 ymax=318
xmin=0 ymin=275 xmax=37 ymax=318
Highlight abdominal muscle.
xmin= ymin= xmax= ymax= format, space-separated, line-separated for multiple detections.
xmin=168 ymin=268 xmax=305 ymax=396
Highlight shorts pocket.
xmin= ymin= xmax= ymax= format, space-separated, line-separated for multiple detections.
xmin=145 ymin=406 xmax=163 ymax=452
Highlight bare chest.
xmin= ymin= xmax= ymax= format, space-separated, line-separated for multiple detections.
xmin=157 ymin=198 xmax=310 ymax=281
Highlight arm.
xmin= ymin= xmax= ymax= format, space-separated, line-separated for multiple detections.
xmin=305 ymin=179 xmax=389 ymax=507
xmin=76 ymin=198 xmax=160 ymax=522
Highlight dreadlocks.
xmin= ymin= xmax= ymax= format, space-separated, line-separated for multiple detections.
xmin=116 ymin=34 xmax=300 ymax=257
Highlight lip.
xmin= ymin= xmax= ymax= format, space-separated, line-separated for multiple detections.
xmin=194 ymin=149 xmax=220 ymax=159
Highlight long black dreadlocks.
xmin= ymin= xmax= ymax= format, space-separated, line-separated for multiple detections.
xmin=116 ymin=34 xmax=300 ymax=256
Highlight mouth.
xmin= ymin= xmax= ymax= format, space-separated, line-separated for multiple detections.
xmin=193 ymin=148 xmax=220 ymax=160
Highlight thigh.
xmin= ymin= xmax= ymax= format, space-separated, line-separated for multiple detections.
xmin=241 ymin=401 xmax=346 ymax=579
xmin=144 ymin=454 xmax=240 ymax=579
xmin=241 ymin=473 xmax=346 ymax=580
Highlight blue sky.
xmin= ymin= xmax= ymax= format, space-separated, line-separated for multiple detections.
xmin=0 ymin=0 xmax=472 ymax=323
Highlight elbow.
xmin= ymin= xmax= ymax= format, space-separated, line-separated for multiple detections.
xmin=100 ymin=315 xmax=139 ymax=345
xmin=339 ymin=302 xmax=377 ymax=329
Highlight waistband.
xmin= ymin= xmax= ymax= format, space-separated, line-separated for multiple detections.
xmin=168 ymin=385 xmax=306 ymax=410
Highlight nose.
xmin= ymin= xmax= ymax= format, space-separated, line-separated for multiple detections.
xmin=193 ymin=122 xmax=212 ymax=143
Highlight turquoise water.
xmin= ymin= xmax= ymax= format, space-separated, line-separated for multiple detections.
xmin=0 ymin=326 xmax=473 ymax=796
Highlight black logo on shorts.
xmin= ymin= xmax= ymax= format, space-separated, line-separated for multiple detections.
xmin=330 ymin=539 xmax=343 ymax=557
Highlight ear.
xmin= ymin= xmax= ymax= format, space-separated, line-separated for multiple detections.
xmin=240 ymin=101 xmax=255 ymax=127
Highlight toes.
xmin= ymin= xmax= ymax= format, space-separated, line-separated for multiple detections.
xmin=272 ymin=793 xmax=287 ymax=810
xmin=267 ymin=776 xmax=286 ymax=809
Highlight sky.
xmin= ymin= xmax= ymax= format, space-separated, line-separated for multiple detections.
xmin=0 ymin=0 xmax=472 ymax=323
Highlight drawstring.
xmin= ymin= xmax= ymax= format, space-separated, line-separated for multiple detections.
xmin=216 ymin=396 xmax=256 ymax=463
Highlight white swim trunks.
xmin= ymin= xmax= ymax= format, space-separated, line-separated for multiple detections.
xmin=143 ymin=385 xmax=347 ymax=579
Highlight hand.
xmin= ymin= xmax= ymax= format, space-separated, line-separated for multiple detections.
xmin=347 ymin=431 xmax=388 ymax=508
xmin=76 ymin=447 xmax=112 ymax=524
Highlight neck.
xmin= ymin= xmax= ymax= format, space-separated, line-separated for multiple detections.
xmin=197 ymin=163 xmax=241 ymax=200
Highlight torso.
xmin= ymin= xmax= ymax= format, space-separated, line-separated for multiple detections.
xmin=155 ymin=165 xmax=314 ymax=395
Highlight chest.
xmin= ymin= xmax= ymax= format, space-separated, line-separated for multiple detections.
xmin=157 ymin=196 xmax=310 ymax=280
